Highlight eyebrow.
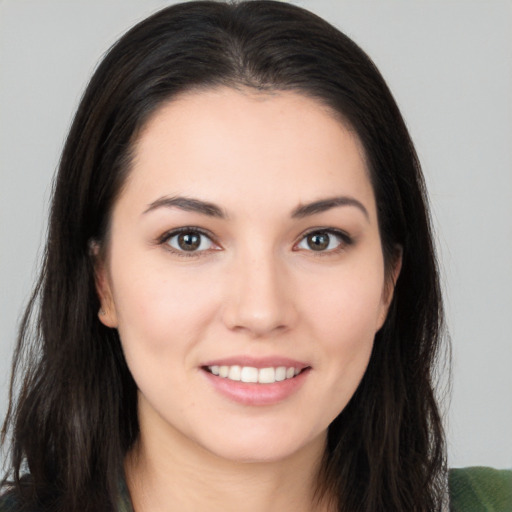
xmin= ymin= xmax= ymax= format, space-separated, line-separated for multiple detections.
xmin=291 ymin=196 xmax=369 ymax=221
xmin=143 ymin=194 xmax=369 ymax=221
xmin=143 ymin=196 xmax=226 ymax=218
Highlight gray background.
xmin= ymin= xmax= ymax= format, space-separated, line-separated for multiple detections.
xmin=1 ymin=0 xmax=511 ymax=469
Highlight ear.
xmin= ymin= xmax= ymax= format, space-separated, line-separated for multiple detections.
xmin=90 ymin=241 xmax=118 ymax=328
xmin=376 ymin=245 xmax=403 ymax=331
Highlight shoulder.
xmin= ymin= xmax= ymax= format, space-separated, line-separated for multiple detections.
xmin=449 ymin=466 xmax=512 ymax=511
xmin=0 ymin=491 xmax=23 ymax=512
xmin=0 ymin=476 xmax=131 ymax=512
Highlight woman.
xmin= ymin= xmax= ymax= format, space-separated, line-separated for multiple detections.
xmin=1 ymin=1 xmax=509 ymax=511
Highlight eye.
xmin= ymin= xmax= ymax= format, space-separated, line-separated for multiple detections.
xmin=296 ymin=229 xmax=351 ymax=253
xmin=163 ymin=228 xmax=217 ymax=254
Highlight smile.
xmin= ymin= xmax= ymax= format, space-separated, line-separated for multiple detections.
xmin=206 ymin=365 xmax=302 ymax=384
xmin=201 ymin=359 xmax=311 ymax=405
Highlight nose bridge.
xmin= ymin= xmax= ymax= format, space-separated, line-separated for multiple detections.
xmin=222 ymin=242 xmax=295 ymax=336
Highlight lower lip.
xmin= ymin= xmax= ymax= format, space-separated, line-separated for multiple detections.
xmin=202 ymin=368 xmax=310 ymax=406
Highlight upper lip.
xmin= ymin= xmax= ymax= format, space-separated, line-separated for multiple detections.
xmin=201 ymin=356 xmax=310 ymax=370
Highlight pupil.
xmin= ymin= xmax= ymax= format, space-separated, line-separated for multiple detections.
xmin=308 ymin=232 xmax=329 ymax=251
xmin=178 ymin=233 xmax=200 ymax=251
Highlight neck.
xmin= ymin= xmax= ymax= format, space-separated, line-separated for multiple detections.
xmin=125 ymin=408 xmax=332 ymax=512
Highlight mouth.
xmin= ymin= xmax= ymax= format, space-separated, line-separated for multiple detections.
xmin=203 ymin=365 xmax=308 ymax=384
xmin=201 ymin=359 xmax=311 ymax=405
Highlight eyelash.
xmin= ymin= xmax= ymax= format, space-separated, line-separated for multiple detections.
xmin=158 ymin=227 xmax=220 ymax=258
xmin=157 ymin=227 xmax=353 ymax=258
xmin=295 ymin=228 xmax=353 ymax=256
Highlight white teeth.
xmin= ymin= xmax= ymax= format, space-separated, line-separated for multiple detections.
xmin=228 ymin=365 xmax=241 ymax=381
xmin=207 ymin=365 xmax=302 ymax=384
xmin=258 ymin=367 xmax=275 ymax=384
xmin=275 ymin=366 xmax=287 ymax=381
xmin=240 ymin=366 xmax=258 ymax=383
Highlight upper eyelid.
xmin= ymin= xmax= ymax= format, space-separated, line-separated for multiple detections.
xmin=155 ymin=226 xmax=222 ymax=258
xmin=294 ymin=227 xmax=353 ymax=252
xmin=158 ymin=226 xmax=217 ymax=244
xmin=297 ymin=227 xmax=351 ymax=241
xmin=157 ymin=228 xmax=221 ymax=258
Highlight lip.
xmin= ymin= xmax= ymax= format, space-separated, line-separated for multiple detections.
xmin=201 ymin=356 xmax=310 ymax=370
xmin=200 ymin=356 xmax=311 ymax=406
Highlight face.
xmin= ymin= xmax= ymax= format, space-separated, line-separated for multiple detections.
xmin=96 ymin=88 xmax=399 ymax=464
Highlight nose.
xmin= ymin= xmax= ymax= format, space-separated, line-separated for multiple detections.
xmin=221 ymin=249 xmax=297 ymax=337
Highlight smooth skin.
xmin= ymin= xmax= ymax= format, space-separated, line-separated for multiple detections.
xmin=96 ymin=88 xmax=401 ymax=512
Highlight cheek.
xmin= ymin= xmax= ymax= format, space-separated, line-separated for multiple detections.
xmin=109 ymin=258 xmax=222 ymax=360
xmin=110 ymin=267 xmax=223 ymax=419
xmin=301 ymin=258 xmax=386 ymax=392
xmin=306 ymin=264 xmax=386 ymax=341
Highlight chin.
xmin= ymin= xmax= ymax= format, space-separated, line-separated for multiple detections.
xmin=195 ymin=423 xmax=327 ymax=465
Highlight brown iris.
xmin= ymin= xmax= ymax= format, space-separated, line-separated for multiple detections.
xmin=306 ymin=232 xmax=330 ymax=251
xmin=177 ymin=232 xmax=201 ymax=251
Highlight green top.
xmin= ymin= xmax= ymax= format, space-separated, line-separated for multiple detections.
xmin=1 ymin=467 xmax=511 ymax=511
xmin=449 ymin=467 xmax=512 ymax=512
xmin=117 ymin=467 xmax=512 ymax=511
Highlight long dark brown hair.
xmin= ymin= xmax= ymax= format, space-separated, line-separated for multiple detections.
xmin=2 ymin=1 xmax=448 ymax=510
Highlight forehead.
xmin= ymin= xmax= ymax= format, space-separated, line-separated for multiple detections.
xmin=123 ymin=87 xmax=375 ymax=218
